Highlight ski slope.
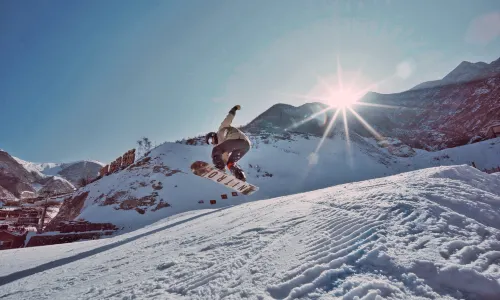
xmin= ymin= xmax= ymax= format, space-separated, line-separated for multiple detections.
xmin=1 ymin=165 xmax=499 ymax=299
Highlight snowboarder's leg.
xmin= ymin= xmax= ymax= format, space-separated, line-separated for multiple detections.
xmin=211 ymin=144 xmax=227 ymax=171
xmin=212 ymin=139 xmax=250 ymax=180
xmin=226 ymin=140 xmax=250 ymax=181
xmin=226 ymin=139 xmax=250 ymax=165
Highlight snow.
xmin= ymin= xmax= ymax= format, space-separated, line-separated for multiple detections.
xmin=12 ymin=157 xmax=59 ymax=175
xmin=0 ymin=165 xmax=499 ymax=299
xmin=71 ymin=132 xmax=400 ymax=231
xmin=51 ymin=133 xmax=498 ymax=235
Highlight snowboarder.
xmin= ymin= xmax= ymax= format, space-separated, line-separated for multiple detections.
xmin=206 ymin=105 xmax=251 ymax=181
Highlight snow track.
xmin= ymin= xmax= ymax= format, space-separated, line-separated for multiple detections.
xmin=1 ymin=165 xmax=500 ymax=299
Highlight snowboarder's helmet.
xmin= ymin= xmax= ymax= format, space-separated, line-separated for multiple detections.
xmin=205 ymin=132 xmax=218 ymax=145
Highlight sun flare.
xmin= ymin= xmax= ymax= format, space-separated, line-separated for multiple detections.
xmin=327 ymin=89 xmax=360 ymax=108
xmin=283 ymin=57 xmax=410 ymax=161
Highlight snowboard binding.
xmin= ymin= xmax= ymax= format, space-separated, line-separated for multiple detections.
xmin=228 ymin=163 xmax=246 ymax=182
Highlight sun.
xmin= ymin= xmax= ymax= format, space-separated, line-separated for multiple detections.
xmin=327 ymin=89 xmax=360 ymax=108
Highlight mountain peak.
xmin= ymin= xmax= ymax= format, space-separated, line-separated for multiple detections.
xmin=442 ymin=60 xmax=490 ymax=82
xmin=243 ymin=102 xmax=330 ymax=134
xmin=411 ymin=56 xmax=500 ymax=91
xmin=490 ymin=56 xmax=500 ymax=68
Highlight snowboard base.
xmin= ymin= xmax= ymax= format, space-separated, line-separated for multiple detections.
xmin=191 ymin=161 xmax=259 ymax=196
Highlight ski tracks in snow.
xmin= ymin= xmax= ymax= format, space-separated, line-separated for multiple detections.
xmin=141 ymin=197 xmax=391 ymax=300
xmin=1 ymin=166 xmax=500 ymax=300
xmin=267 ymin=207 xmax=383 ymax=299
xmin=159 ymin=198 xmax=310 ymax=299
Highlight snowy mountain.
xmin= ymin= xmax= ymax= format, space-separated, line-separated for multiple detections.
xmin=412 ymin=57 xmax=500 ymax=90
xmin=13 ymin=157 xmax=104 ymax=187
xmin=0 ymin=151 xmax=98 ymax=203
xmin=49 ymin=131 xmax=500 ymax=232
xmin=244 ymin=59 xmax=499 ymax=152
xmin=12 ymin=157 xmax=59 ymax=175
xmin=1 ymin=165 xmax=499 ymax=299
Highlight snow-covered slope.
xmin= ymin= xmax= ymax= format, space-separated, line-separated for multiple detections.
xmin=53 ymin=132 xmax=396 ymax=231
xmin=1 ymin=165 xmax=499 ymax=299
xmin=52 ymin=132 xmax=500 ymax=232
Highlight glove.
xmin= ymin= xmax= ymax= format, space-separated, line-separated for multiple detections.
xmin=229 ymin=105 xmax=241 ymax=115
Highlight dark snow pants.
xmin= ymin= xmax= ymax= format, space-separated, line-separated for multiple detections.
xmin=212 ymin=139 xmax=250 ymax=170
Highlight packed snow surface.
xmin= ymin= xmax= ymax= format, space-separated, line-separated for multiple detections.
xmin=1 ymin=165 xmax=500 ymax=299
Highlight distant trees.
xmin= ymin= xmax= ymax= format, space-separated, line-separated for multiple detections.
xmin=137 ymin=137 xmax=152 ymax=157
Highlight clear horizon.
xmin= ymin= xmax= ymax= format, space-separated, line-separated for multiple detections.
xmin=1 ymin=0 xmax=499 ymax=163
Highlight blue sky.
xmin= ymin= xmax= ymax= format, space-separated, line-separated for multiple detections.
xmin=1 ymin=0 xmax=499 ymax=163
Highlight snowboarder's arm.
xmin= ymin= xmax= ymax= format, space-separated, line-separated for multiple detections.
xmin=219 ymin=105 xmax=240 ymax=130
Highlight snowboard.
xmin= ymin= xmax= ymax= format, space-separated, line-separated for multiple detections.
xmin=190 ymin=161 xmax=259 ymax=196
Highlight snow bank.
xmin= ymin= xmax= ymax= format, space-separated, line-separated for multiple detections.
xmin=1 ymin=165 xmax=499 ymax=299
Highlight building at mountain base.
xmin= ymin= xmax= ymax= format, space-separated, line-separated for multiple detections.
xmin=0 ymin=221 xmax=119 ymax=250
xmin=0 ymin=229 xmax=27 ymax=250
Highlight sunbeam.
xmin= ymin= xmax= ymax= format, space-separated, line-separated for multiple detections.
xmin=286 ymin=106 xmax=333 ymax=130
xmin=342 ymin=108 xmax=351 ymax=147
xmin=355 ymin=102 xmax=405 ymax=109
xmin=314 ymin=108 xmax=341 ymax=153
xmin=347 ymin=107 xmax=384 ymax=140
xmin=342 ymin=107 xmax=354 ymax=167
